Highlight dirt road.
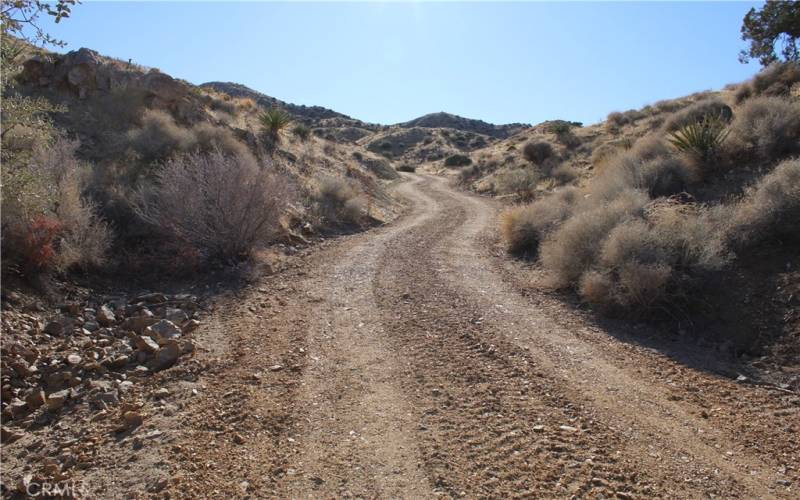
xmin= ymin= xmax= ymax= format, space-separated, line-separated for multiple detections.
xmin=160 ymin=174 xmax=798 ymax=499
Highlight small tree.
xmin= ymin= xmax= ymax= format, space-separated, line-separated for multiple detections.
xmin=1 ymin=0 xmax=78 ymax=66
xmin=739 ymin=1 xmax=800 ymax=66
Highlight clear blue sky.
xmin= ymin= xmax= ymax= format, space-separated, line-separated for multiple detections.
xmin=40 ymin=1 xmax=763 ymax=125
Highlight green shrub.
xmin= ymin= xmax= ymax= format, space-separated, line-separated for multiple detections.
xmin=724 ymin=96 xmax=800 ymax=161
xmin=396 ymin=163 xmax=416 ymax=173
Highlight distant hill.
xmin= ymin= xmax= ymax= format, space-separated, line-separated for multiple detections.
xmin=398 ymin=112 xmax=529 ymax=138
xmin=201 ymin=81 xmax=353 ymax=122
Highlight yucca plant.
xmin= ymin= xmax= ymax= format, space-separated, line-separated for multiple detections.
xmin=259 ymin=108 xmax=292 ymax=144
xmin=668 ymin=114 xmax=729 ymax=164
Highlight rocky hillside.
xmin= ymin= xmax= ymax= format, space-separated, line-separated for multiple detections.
xmin=398 ymin=112 xmax=528 ymax=138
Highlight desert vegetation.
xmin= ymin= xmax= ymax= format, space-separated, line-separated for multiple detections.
xmin=501 ymin=61 xmax=800 ymax=317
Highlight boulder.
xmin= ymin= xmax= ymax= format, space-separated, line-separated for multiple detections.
xmin=165 ymin=308 xmax=188 ymax=324
xmin=96 ymin=305 xmax=116 ymax=326
xmin=153 ymin=340 xmax=180 ymax=371
xmin=134 ymin=335 xmax=160 ymax=354
xmin=24 ymin=391 xmax=46 ymax=410
xmin=46 ymin=390 xmax=70 ymax=411
xmin=141 ymin=71 xmax=187 ymax=103
xmin=145 ymin=320 xmax=182 ymax=345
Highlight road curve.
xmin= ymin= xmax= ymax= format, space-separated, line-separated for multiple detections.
xmin=162 ymin=173 xmax=798 ymax=499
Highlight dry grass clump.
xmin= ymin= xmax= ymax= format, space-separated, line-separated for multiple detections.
xmin=606 ymin=111 xmax=630 ymax=127
xmin=126 ymin=109 xmax=195 ymax=164
xmin=136 ymin=148 xmax=290 ymax=262
xmin=236 ymin=97 xmax=258 ymax=111
xmin=589 ymin=136 xmax=694 ymax=201
xmin=500 ymin=187 xmax=579 ymax=255
xmin=494 ymin=168 xmax=539 ymax=201
xmin=522 ymin=140 xmax=555 ymax=165
xmin=192 ymin=122 xmax=253 ymax=160
xmin=551 ymin=163 xmax=578 ymax=185
xmin=314 ymin=176 xmax=365 ymax=226
xmin=540 ymin=189 xmax=649 ymax=286
xmin=661 ymin=97 xmax=732 ymax=132
xmin=724 ymin=96 xmax=800 ymax=161
xmin=734 ymin=62 xmax=800 ymax=103
xmin=726 ymin=158 xmax=800 ymax=247
xmin=125 ymin=110 xmax=255 ymax=172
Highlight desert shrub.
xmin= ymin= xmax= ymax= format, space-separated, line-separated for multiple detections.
xmin=2 ymin=137 xmax=111 ymax=274
xmin=590 ymin=139 xmax=693 ymax=201
xmin=591 ymin=142 xmax=622 ymax=171
xmin=444 ymin=154 xmax=472 ymax=167
xmin=554 ymin=129 xmax=581 ymax=149
xmin=236 ymin=97 xmax=258 ymax=111
xmin=551 ymin=163 xmax=578 ymax=185
xmin=607 ymin=111 xmax=629 ymax=127
xmin=135 ymin=148 xmax=290 ymax=262
xmin=724 ymin=96 xmax=800 ymax=161
xmin=579 ymin=202 xmax=728 ymax=310
xmin=727 ymin=158 xmax=800 ymax=246
xmin=457 ymin=164 xmax=481 ymax=185
xmin=314 ymin=176 xmax=364 ymax=226
xmin=540 ymin=189 xmax=649 ymax=286
xmin=494 ymin=168 xmax=539 ymax=200
xmin=210 ymin=96 xmax=237 ymax=115
xmin=522 ymin=140 xmax=555 ymax=165
xmin=396 ymin=163 xmax=416 ymax=173
xmin=126 ymin=109 xmax=195 ymax=164
xmin=667 ymin=115 xmax=729 ymax=165
xmin=735 ymin=62 xmax=800 ymax=103
xmin=500 ymin=187 xmax=579 ymax=255
xmin=662 ymin=98 xmax=732 ymax=132
xmin=292 ymin=124 xmax=311 ymax=142
xmin=192 ymin=122 xmax=252 ymax=159
xmin=654 ymin=99 xmax=686 ymax=114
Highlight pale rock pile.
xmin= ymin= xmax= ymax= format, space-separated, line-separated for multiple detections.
xmin=1 ymin=291 xmax=202 ymax=435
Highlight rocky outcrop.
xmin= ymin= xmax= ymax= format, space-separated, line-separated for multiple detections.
xmin=19 ymin=48 xmax=195 ymax=117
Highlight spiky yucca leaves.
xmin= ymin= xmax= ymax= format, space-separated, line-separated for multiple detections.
xmin=668 ymin=115 xmax=729 ymax=164
xmin=259 ymin=108 xmax=292 ymax=145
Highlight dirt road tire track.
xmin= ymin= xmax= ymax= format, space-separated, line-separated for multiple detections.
xmin=163 ymin=173 xmax=797 ymax=499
